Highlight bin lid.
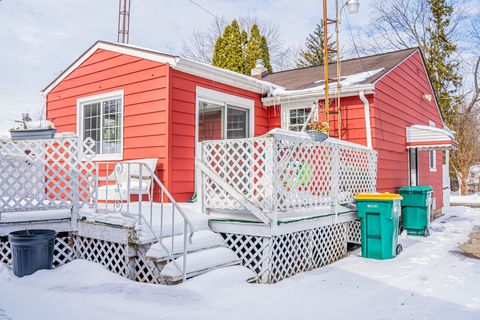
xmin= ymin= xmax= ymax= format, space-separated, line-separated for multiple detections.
xmin=398 ymin=185 xmax=433 ymax=193
xmin=354 ymin=192 xmax=403 ymax=201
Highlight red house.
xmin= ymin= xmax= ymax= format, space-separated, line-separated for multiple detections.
xmin=42 ymin=41 xmax=455 ymax=214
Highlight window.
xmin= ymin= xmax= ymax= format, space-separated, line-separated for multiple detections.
xmin=289 ymin=108 xmax=312 ymax=131
xmin=77 ymin=91 xmax=123 ymax=159
xmin=282 ymin=104 xmax=317 ymax=132
xmin=196 ymin=87 xmax=253 ymax=142
xmin=429 ymin=121 xmax=436 ymax=171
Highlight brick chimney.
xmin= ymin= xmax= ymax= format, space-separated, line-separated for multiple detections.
xmin=251 ymin=59 xmax=269 ymax=79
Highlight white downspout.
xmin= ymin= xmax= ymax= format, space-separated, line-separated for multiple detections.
xmin=359 ymin=90 xmax=373 ymax=149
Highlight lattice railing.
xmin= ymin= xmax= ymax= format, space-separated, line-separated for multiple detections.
xmin=0 ymin=136 xmax=96 ymax=214
xmin=199 ymin=131 xmax=377 ymax=216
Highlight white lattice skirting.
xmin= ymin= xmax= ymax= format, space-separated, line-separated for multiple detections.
xmin=347 ymin=220 xmax=361 ymax=245
xmin=221 ymin=222 xmax=355 ymax=283
xmin=73 ymin=235 xmax=162 ymax=283
xmin=0 ymin=233 xmax=75 ymax=267
xmin=0 ymin=233 xmax=162 ymax=284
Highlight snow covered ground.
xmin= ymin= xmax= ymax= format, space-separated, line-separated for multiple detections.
xmin=1 ymin=206 xmax=480 ymax=320
xmin=451 ymin=193 xmax=480 ymax=205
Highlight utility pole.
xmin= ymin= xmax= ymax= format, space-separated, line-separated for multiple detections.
xmin=322 ymin=0 xmax=332 ymax=126
xmin=322 ymin=0 xmax=360 ymax=139
xmin=117 ymin=0 xmax=131 ymax=44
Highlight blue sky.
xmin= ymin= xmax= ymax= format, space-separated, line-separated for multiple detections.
xmin=0 ymin=0 xmax=477 ymax=134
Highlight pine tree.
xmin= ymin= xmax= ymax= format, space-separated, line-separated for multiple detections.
xmin=212 ymin=20 xmax=272 ymax=75
xmin=245 ymin=24 xmax=272 ymax=73
xmin=425 ymin=0 xmax=461 ymax=119
xmin=212 ymin=20 xmax=247 ymax=74
xmin=296 ymin=22 xmax=336 ymax=68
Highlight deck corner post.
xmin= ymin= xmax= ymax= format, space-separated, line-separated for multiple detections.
xmin=127 ymin=230 xmax=139 ymax=281
xmin=331 ymin=146 xmax=341 ymax=222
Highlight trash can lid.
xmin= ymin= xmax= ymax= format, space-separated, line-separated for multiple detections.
xmin=354 ymin=192 xmax=403 ymax=201
xmin=398 ymin=185 xmax=433 ymax=193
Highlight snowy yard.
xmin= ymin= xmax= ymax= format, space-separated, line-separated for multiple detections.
xmin=451 ymin=193 xmax=480 ymax=205
xmin=1 ymin=206 xmax=480 ymax=320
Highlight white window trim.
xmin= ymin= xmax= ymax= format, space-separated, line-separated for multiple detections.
xmin=280 ymin=102 xmax=318 ymax=131
xmin=195 ymin=86 xmax=255 ymax=143
xmin=76 ymin=90 xmax=124 ymax=161
xmin=429 ymin=120 xmax=437 ymax=172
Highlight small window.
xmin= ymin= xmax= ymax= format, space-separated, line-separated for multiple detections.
xmin=429 ymin=120 xmax=436 ymax=171
xmin=288 ymin=107 xmax=312 ymax=131
xmin=78 ymin=91 xmax=123 ymax=159
xmin=429 ymin=149 xmax=436 ymax=171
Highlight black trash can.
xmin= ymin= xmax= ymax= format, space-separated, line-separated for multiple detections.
xmin=8 ymin=229 xmax=56 ymax=277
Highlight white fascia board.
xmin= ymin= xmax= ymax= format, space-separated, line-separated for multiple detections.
xmin=42 ymin=40 xmax=274 ymax=97
xmin=41 ymin=41 xmax=178 ymax=97
xmin=262 ymin=84 xmax=375 ymax=106
xmin=174 ymin=59 xmax=274 ymax=94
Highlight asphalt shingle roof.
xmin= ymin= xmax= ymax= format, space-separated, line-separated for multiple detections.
xmin=262 ymin=48 xmax=418 ymax=90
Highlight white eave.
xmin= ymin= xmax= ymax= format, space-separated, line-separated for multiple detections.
xmin=41 ymin=41 xmax=277 ymax=96
xmin=261 ymin=83 xmax=375 ymax=106
xmin=406 ymin=125 xmax=457 ymax=150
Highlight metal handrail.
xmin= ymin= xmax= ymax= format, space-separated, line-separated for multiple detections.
xmin=94 ymin=161 xmax=194 ymax=281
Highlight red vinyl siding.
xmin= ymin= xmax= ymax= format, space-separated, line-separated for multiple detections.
xmin=169 ymin=69 xmax=267 ymax=201
xmin=269 ymin=95 xmax=373 ymax=146
xmin=46 ymin=49 xmax=171 ymax=196
xmin=373 ymin=51 xmax=444 ymax=208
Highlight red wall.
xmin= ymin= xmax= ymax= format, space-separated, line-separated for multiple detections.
xmin=46 ymin=49 xmax=171 ymax=197
xmin=373 ymin=51 xmax=444 ymax=209
xmin=169 ymin=69 xmax=268 ymax=201
xmin=267 ymin=95 xmax=374 ymax=146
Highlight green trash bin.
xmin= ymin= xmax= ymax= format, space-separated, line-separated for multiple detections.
xmin=398 ymin=186 xmax=433 ymax=236
xmin=355 ymin=193 xmax=403 ymax=260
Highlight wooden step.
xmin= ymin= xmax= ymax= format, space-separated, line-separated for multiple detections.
xmin=145 ymin=229 xmax=225 ymax=262
xmin=160 ymin=247 xmax=241 ymax=283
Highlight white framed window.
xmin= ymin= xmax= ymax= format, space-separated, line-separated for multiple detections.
xmin=196 ymin=87 xmax=254 ymax=143
xmin=429 ymin=120 xmax=436 ymax=172
xmin=281 ymin=103 xmax=317 ymax=132
xmin=77 ymin=90 xmax=124 ymax=160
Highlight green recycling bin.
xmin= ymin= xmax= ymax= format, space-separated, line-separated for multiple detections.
xmin=355 ymin=193 xmax=403 ymax=260
xmin=398 ymin=185 xmax=433 ymax=236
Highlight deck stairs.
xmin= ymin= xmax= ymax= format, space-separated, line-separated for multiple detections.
xmin=145 ymin=229 xmax=241 ymax=284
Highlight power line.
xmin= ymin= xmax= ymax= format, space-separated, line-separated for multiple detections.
xmin=188 ymin=0 xmax=226 ymax=23
xmin=343 ymin=9 xmax=362 ymax=59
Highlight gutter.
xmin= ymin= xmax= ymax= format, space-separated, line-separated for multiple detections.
xmin=359 ymin=90 xmax=373 ymax=149
xmin=262 ymin=84 xmax=375 ymax=106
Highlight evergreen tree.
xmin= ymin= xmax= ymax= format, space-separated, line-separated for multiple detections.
xmin=212 ymin=20 xmax=272 ymax=75
xmin=212 ymin=20 xmax=247 ymax=74
xmin=425 ymin=0 xmax=461 ymax=119
xmin=245 ymin=24 xmax=272 ymax=73
xmin=296 ymin=21 xmax=336 ymax=68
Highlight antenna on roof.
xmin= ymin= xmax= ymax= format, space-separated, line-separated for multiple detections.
xmin=117 ymin=0 xmax=131 ymax=44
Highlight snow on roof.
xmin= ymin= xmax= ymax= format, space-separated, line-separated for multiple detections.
xmin=270 ymin=68 xmax=384 ymax=97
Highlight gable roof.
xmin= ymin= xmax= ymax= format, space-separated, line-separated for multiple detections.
xmin=41 ymin=40 xmax=278 ymax=96
xmin=263 ymin=48 xmax=418 ymax=90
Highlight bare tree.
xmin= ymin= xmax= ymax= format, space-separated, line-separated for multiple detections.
xmin=182 ymin=15 xmax=296 ymax=71
xmin=450 ymin=20 xmax=480 ymax=195
xmin=360 ymin=0 xmax=462 ymax=54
